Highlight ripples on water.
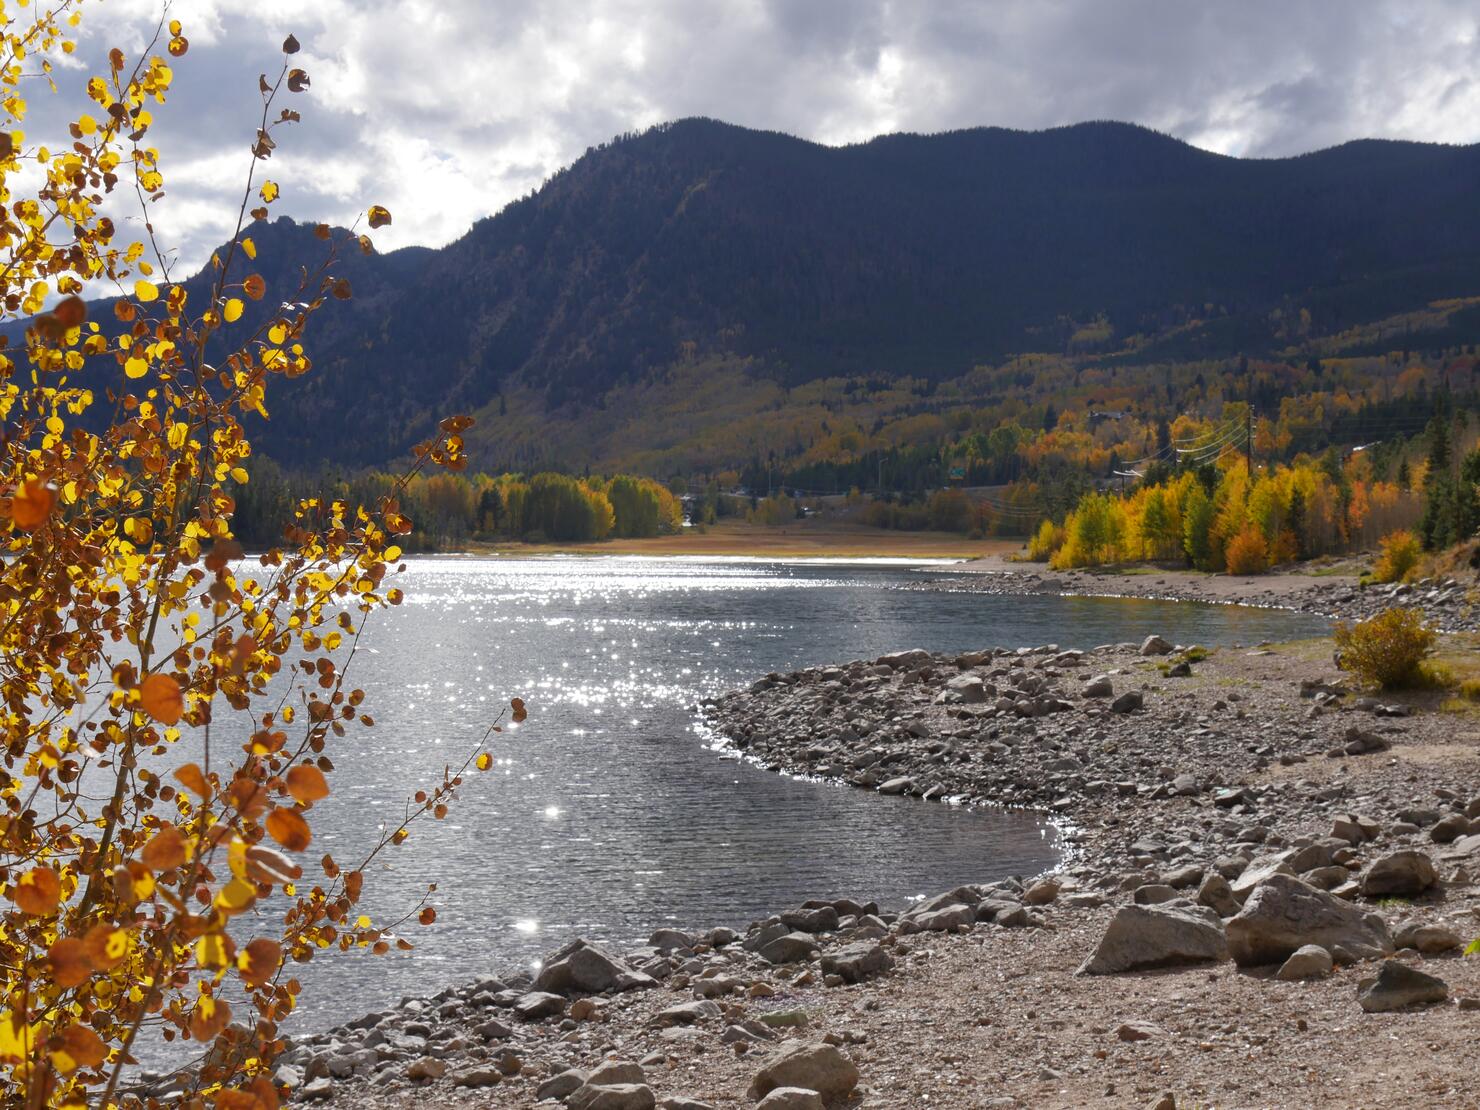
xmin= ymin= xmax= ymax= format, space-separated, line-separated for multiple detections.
xmin=197 ymin=557 xmax=1327 ymax=1034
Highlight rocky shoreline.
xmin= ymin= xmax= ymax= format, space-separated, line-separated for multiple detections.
xmin=916 ymin=562 xmax=1480 ymax=633
xmin=225 ymin=627 xmax=1480 ymax=1110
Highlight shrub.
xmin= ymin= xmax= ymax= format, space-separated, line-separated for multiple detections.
xmin=1371 ymin=529 xmax=1422 ymax=584
xmin=1333 ymin=607 xmax=1438 ymax=689
xmin=1026 ymin=519 xmax=1064 ymax=562
xmin=1223 ymin=523 xmax=1270 ymax=575
xmin=1459 ymin=677 xmax=1480 ymax=702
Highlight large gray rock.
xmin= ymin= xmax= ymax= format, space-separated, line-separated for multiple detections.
xmin=534 ymin=939 xmax=656 ymax=995
xmin=941 ymin=674 xmax=987 ymax=703
xmin=1140 ymin=635 xmax=1174 ymax=656
xmin=1197 ymin=872 xmax=1242 ymax=918
xmin=513 ymin=991 xmax=567 ymax=1020
xmin=758 ymin=932 xmax=820 ymax=965
xmin=748 ymin=1043 xmax=859 ymax=1102
xmin=1077 ymin=903 xmax=1229 ymax=975
xmin=568 ymin=1084 xmax=657 ymax=1110
xmin=1226 ymin=874 xmax=1393 ymax=967
xmin=1359 ymin=850 xmax=1438 ymax=898
xmin=1358 ymin=960 xmax=1448 ymax=1012
xmin=819 ymin=942 xmax=893 ymax=984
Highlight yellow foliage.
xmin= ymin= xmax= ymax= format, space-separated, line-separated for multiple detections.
xmin=1333 ymin=607 xmax=1437 ymax=689
xmin=0 ymin=11 xmax=507 ymax=1104
xmin=1371 ymin=529 xmax=1421 ymax=584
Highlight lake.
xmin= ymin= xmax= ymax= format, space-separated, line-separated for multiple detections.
xmin=229 ymin=556 xmax=1328 ymax=1035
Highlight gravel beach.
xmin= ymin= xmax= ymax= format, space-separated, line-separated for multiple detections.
xmin=205 ymin=597 xmax=1480 ymax=1110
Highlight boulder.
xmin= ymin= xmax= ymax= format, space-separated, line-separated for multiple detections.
xmin=1083 ymin=675 xmax=1114 ymax=698
xmin=568 ymin=1084 xmax=657 ymax=1110
xmin=1077 ymin=903 xmax=1228 ymax=975
xmin=1197 ymin=873 xmax=1242 ymax=918
xmin=405 ymin=1056 xmax=446 ymax=1081
xmin=757 ymin=1090 xmax=825 ymax=1110
xmin=1358 ymin=960 xmax=1448 ymax=1012
xmin=1111 ymin=690 xmax=1144 ymax=714
xmin=658 ymin=999 xmax=721 ymax=1026
xmin=1359 ymin=850 xmax=1438 ymax=898
xmin=758 ymin=932 xmax=820 ymax=965
xmin=1140 ymin=635 xmax=1174 ymax=656
xmin=1226 ymin=874 xmax=1393 ymax=967
xmin=748 ymin=1043 xmax=859 ymax=1103
xmin=513 ymin=991 xmax=567 ymax=1020
xmin=818 ymin=942 xmax=893 ymax=984
xmin=534 ymin=939 xmax=656 ymax=995
xmin=537 ymin=1071 xmax=588 ymax=1101
xmin=1275 ymin=944 xmax=1333 ymax=980
xmin=942 ymin=675 xmax=987 ymax=703
xmin=1394 ymin=923 xmax=1463 ymax=954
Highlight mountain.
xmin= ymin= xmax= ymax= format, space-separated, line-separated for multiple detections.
xmin=52 ymin=119 xmax=1480 ymax=470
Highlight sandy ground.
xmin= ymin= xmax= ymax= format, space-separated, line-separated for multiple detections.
xmin=948 ymin=552 xmax=1364 ymax=603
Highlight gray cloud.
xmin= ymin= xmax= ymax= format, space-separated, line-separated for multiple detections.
xmin=39 ymin=0 xmax=1480 ymax=273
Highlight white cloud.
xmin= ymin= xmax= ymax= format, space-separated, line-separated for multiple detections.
xmin=31 ymin=0 xmax=1480 ymax=273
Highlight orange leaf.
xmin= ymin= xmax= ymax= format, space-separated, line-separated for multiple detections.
xmin=48 ymin=937 xmax=90 ymax=988
xmin=511 ymin=697 xmax=527 ymax=723
xmin=285 ymin=764 xmax=329 ymax=804
xmin=51 ymin=1024 xmax=106 ymax=1072
xmin=140 ymin=673 xmax=184 ymax=725
xmin=12 ymin=866 xmax=60 ymax=915
xmin=264 ymin=807 xmax=311 ymax=852
xmin=242 ymin=273 xmax=266 ymax=300
xmin=173 ymin=762 xmax=209 ymax=798
xmin=188 ymin=996 xmax=231 ymax=1042
xmin=141 ymin=823 xmax=187 ymax=871
xmin=367 ymin=205 xmax=391 ymax=229
xmin=82 ymin=923 xmax=131 ymax=970
xmin=418 ymin=906 xmax=436 ymax=926
xmin=237 ymin=937 xmax=282 ymax=989
xmin=10 ymin=479 xmax=55 ymax=531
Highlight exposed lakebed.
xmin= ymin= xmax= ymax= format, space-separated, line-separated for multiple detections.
xmin=250 ymin=556 xmax=1328 ymax=1034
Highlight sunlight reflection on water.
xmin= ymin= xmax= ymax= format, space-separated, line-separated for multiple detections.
xmin=190 ymin=556 xmax=1326 ymax=1041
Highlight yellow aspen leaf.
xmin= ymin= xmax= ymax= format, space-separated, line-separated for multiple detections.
xmin=476 ymin=752 xmax=492 ymax=771
xmin=12 ymin=866 xmax=61 ymax=915
xmin=141 ymin=823 xmax=187 ymax=870
xmin=48 ymin=938 xmax=91 ymax=988
xmin=51 ymin=1024 xmax=106 ymax=1073
xmin=285 ymin=764 xmax=329 ymax=803
xmin=173 ymin=762 xmax=210 ymax=798
xmin=134 ymin=279 xmax=159 ymax=302
xmin=260 ymin=181 xmax=279 ymax=203
xmin=10 ymin=478 xmax=56 ymax=530
xmin=196 ymin=932 xmax=233 ymax=968
xmin=237 ymin=937 xmax=282 ymax=989
xmin=241 ymin=237 xmax=257 ymax=259
xmin=124 ymin=355 xmax=148 ymax=378
xmin=214 ymin=877 xmax=257 ymax=916
xmin=367 ymin=205 xmax=392 ymax=228
xmin=242 ymin=273 xmax=266 ymax=300
xmin=267 ymin=323 xmax=286 ymax=344
xmin=139 ymin=672 xmax=184 ymax=724
xmin=0 ymin=1012 xmax=36 ymax=1063
xmin=222 ymin=297 xmax=244 ymax=323
xmin=265 ymin=806 xmax=311 ymax=852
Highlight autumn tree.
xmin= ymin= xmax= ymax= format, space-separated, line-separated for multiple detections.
xmin=0 ymin=8 xmax=514 ymax=1107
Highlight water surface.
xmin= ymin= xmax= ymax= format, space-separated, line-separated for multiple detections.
xmin=223 ymin=557 xmax=1327 ymax=1033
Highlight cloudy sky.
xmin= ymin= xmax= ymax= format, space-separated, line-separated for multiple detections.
xmin=49 ymin=0 xmax=1480 ymax=272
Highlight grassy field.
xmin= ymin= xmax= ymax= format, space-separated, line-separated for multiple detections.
xmin=466 ymin=518 xmax=1023 ymax=560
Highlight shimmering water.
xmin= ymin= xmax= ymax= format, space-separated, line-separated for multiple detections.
xmin=229 ymin=556 xmax=1327 ymax=1035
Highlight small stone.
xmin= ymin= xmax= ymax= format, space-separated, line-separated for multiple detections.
xmin=756 ymin=1089 xmax=824 ymax=1110
xmin=450 ymin=1066 xmax=502 ymax=1088
xmin=1358 ymin=960 xmax=1448 ymax=1012
xmin=405 ymin=1056 xmax=447 ymax=1081
xmin=1394 ymin=923 xmax=1462 ymax=954
xmin=1275 ymin=944 xmax=1333 ymax=980
xmin=1116 ymin=1021 xmax=1163 ymax=1042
